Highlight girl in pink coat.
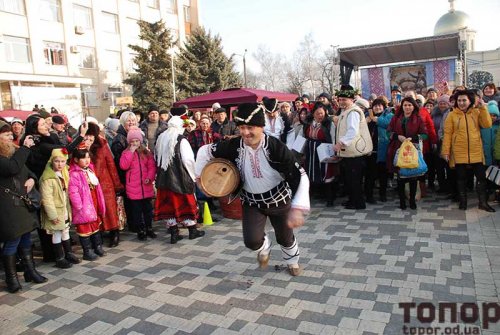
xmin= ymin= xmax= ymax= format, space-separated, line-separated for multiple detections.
xmin=69 ymin=147 xmax=106 ymax=261
xmin=119 ymin=127 xmax=157 ymax=241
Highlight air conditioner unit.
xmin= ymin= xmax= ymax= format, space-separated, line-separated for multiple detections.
xmin=102 ymin=92 xmax=109 ymax=100
xmin=75 ymin=26 xmax=85 ymax=35
xmin=70 ymin=46 xmax=79 ymax=53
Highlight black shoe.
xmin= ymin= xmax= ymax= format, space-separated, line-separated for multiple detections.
xmin=62 ymin=239 xmax=81 ymax=264
xmin=53 ymin=243 xmax=72 ymax=269
xmin=108 ymin=230 xmax=120 ymax=248
xmin=137 ymin=231 xmax=147 ymax=241
xmin=2 ymin=255 xmax=22 ymax=293
xmin=366 ymin=197 xmax=377 ymax=204
xmin=345 ymin=204 xmax=366 ymax=210
xmin=380 ymin=195 xmax=387 ymax=202
xmin=79 ymin=236 xmax=98 ymax=261
xmin=326 ymin=200 xmax=334 ymax=207
xmin=169 ymin=227 xmax=184 ymax=244
xmin=146 ymin=229 xmax=157 ymax=239
xmin=478 ymin=203 xmax=495 ymax=213
xmin=341 ymin=201 xmax=351 ymax=207
xmin=409 ymin=201 xmax=417 ymax=210
xmin=19 ymin=248 xmax=48 ymax=284
xmin=90 ymin=233 xmax=107 ymax=257
xmin=188 ymin=227 xmax=206 ymax=240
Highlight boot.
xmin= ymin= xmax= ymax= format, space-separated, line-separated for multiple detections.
xmin=169 ymin=226 xmax=184 ymax=244
xmin=477 ymin=181 xmax=496 ymax=213
xmin=146 ymin=225 xmax=157 ymax=239
xmin=409 ymin=181 xmax=417 ymax=210
xmin=108 ymin=230 xmax=120 ymax=248
xmin=397 ymin=180 xmax=406 ymax=210
xmin=62 ymin=239 xmax=81 ymax=264
xmin=90 ymin=233 xmax=106 ymax=257
xmin=53 ymin=243 xmax=72 ymax=269
xmin=457 ymin=180 xmax=467 ymax=210
xmin=188 ymin=226 xmax=205 ymax=240
xmin=2 ymin=255 xmax=22 ymax=293
xmin=19 ymin=247 xmax=47 ymax=284
xmin=324 ymin=183 xmax=335 ymax=207
xmin=79 ymin=236 xmax=98 ymax=261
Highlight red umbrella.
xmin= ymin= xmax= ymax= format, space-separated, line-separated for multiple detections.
xmin=0 ymin=109 xmax=40 ymax=122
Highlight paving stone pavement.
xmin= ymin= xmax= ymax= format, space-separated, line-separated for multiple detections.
xmin=1 ymin=192 xmax=500 ymax=335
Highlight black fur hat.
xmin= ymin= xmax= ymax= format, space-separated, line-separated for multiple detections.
xmin=234 ymin=103 xmax=265 ymax=127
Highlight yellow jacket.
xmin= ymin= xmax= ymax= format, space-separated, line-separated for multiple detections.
xmin=441 ymin=105 xmax=492 ymax=167
xmin=40 ymin=166 xmax=72 ymax=232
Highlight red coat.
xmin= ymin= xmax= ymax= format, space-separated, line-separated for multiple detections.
xmin=386 ymin=112 xmax=427 ymax=173
xmin=92 ymin=137 xmax=123 ymax=231
xmin=419 ymin=107 xmax=437 ymax=153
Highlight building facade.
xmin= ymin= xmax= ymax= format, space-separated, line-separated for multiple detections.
xmin=0 ymin=0 xmax=199 ymax=123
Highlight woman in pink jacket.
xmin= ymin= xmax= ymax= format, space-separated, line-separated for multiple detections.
xmin=69 ymin=147 xmax=106 ymax=261
xmin=119 ymin=127 xmax=157 ymax=241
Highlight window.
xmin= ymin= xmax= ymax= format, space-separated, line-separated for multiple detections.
xmin=183 ymin=6 xmax=191 ymax=22
xmin=73 ymin=5 xmax=93 ymax=29
xmin=81 ymin=85 xmax=99 ymax=107
xmin=0 ymin=0 xmax=25 ymax=15
xmin=126 ymin=17 xmax=140 ymax=39
xmin=4 ymin=36 xmax=30 ymax=63
xmin=104 ymin=50 xmax=122 ymax=72
xmin=78 ymin=46 xmax=96 ymax=68
xmin=126 ymin=50 xmax=138 ymax=72
xmin=40 ymin=0 xmax=61 ymax=22
xmin=146 ymin=0 xmax=159 ymax=9
xmin=102 ymin=12 xmax=119 ymax=33
xmin=165 ymin=0 xmax=176 ymax=13
xmin=43 ymin=41 xmax=65 ymax=65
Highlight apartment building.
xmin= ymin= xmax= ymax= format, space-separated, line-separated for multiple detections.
xmin=0 ymin=0 xmax=199 ymax=123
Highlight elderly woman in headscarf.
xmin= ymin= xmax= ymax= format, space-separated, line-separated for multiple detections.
xmin=154 ymin=116 xmax=205 ymax=244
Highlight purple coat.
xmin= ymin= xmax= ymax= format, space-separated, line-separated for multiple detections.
xmin=119 ymin=149 xmax=157 ymax=200
xmin=68 ymin=164 xmax=106 ymax=225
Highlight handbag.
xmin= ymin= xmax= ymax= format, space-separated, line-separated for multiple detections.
xmin=486 ymin=165 xmax=500 ymax=186
xmin=0 ymin=185 xmax=41 ymax=212
xmin=398 ymin=149 xmax=428 ymax=179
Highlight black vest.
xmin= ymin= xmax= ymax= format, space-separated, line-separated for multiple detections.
xmin=156 ymin=135 xmax=195 ymax=194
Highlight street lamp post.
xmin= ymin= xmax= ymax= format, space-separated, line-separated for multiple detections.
xmin=233 ymin=49 xmax=248 ymax=87
xmin=168 ymin=47 xmax=176 ymax=102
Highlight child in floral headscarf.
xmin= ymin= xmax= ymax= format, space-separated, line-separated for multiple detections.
xmin=40 ymin=148 xmax=81 ymax=268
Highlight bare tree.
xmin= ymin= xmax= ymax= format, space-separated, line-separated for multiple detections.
xmin=296 ymin=33 xmax=322 ymax=97
xmin=252 ymin=44 xmax=286 ymax=91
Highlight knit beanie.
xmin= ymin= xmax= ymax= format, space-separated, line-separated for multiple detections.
xmin=126 ymin=127 xmax=143 ymax=143
xmin=487 ymin=101 xmax=499 ymax=116
xmin=437 ymin=95 xmax=450 ymax=105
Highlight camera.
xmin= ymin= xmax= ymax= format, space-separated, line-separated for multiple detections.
xmin=32 ymin=135 xmax=41 ymax=144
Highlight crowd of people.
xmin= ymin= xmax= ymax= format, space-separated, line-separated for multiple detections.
xmin=1 ymin=82 xmax=499 ymax=292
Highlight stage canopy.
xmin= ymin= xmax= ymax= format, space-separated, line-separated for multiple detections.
xmin=338 ymin=33 xmax=461 ymax=84
xmin=173 ymin=88 xmax=298 ymax=109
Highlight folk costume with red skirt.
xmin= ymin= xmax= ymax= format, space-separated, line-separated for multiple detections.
xmin=154 ymin=118 xmax=198 ymax=227
xmin=303 ymin=119 xmax=337 ymax=184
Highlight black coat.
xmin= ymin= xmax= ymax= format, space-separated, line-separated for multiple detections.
xmin=111 ymin=125 xmax=129 ymax=184
xmin=0 ymin=147 xmax=39 ymax=242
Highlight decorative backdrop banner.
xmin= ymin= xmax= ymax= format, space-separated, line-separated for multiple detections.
xmin=360 ymin=59 xmax=456 ymax=98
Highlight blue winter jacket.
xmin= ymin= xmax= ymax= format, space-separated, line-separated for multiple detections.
xmin=480 ymin=120 xmax=499 ymax=166
xmin=376 ymin=108 xmax=394 ymax=163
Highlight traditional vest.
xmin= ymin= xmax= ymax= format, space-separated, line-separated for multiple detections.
xmin=156 ymin=135 xmax=195 ymax=194
xmin=336 ymin=104 xmax=373 ymax=157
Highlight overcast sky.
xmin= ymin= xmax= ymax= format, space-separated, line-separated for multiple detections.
xmin=198 ymin=0 xmax=500 ymax=72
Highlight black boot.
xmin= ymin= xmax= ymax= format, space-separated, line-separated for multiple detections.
xmin=397 ymin=180 xmax=406 ymax=210
xmin=409 ymin=180 xmax=417 ymax=210
xmin=19 ymin=247 xmax=47 ymax=284
xmin=188 ymin=226 xmax=205 ymax=240
xmin=90 ymin=233 xmax=106 ymax=257
xmin=146 ymin=224 xmax=157 ymax=239
xmin=2 ymin=255 xmax=22 ymax=293
xmin=137 ymin=230 xmax=147 ymax=241
xmin=169 ymin=226 xmax=184 ymax=244
xmin=477 ymin=181 xmax=496 ymax=213
xmin=457 ymin=180 xmax=467 ymax=210
xmin=53 ymin=243 xmax=72 ymax=269
xmin=62 ymin=239 xmax=81 ymax=264
xmin=324 ymin=183 xmax=335 ymax=207
xmin=79 ymin=236 xmax=98 ymax=261
xmin=108 ymin=230 xmax=120 ymax=248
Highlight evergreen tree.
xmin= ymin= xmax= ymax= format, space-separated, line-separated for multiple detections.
xmin=123 ymin=20 xmax=175 ymax=108
xmin=176 ymin=27 xmax=241 ymax=99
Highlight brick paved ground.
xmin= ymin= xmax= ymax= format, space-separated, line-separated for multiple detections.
xmin=1 ymin=192 xmax=499 ymax=335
